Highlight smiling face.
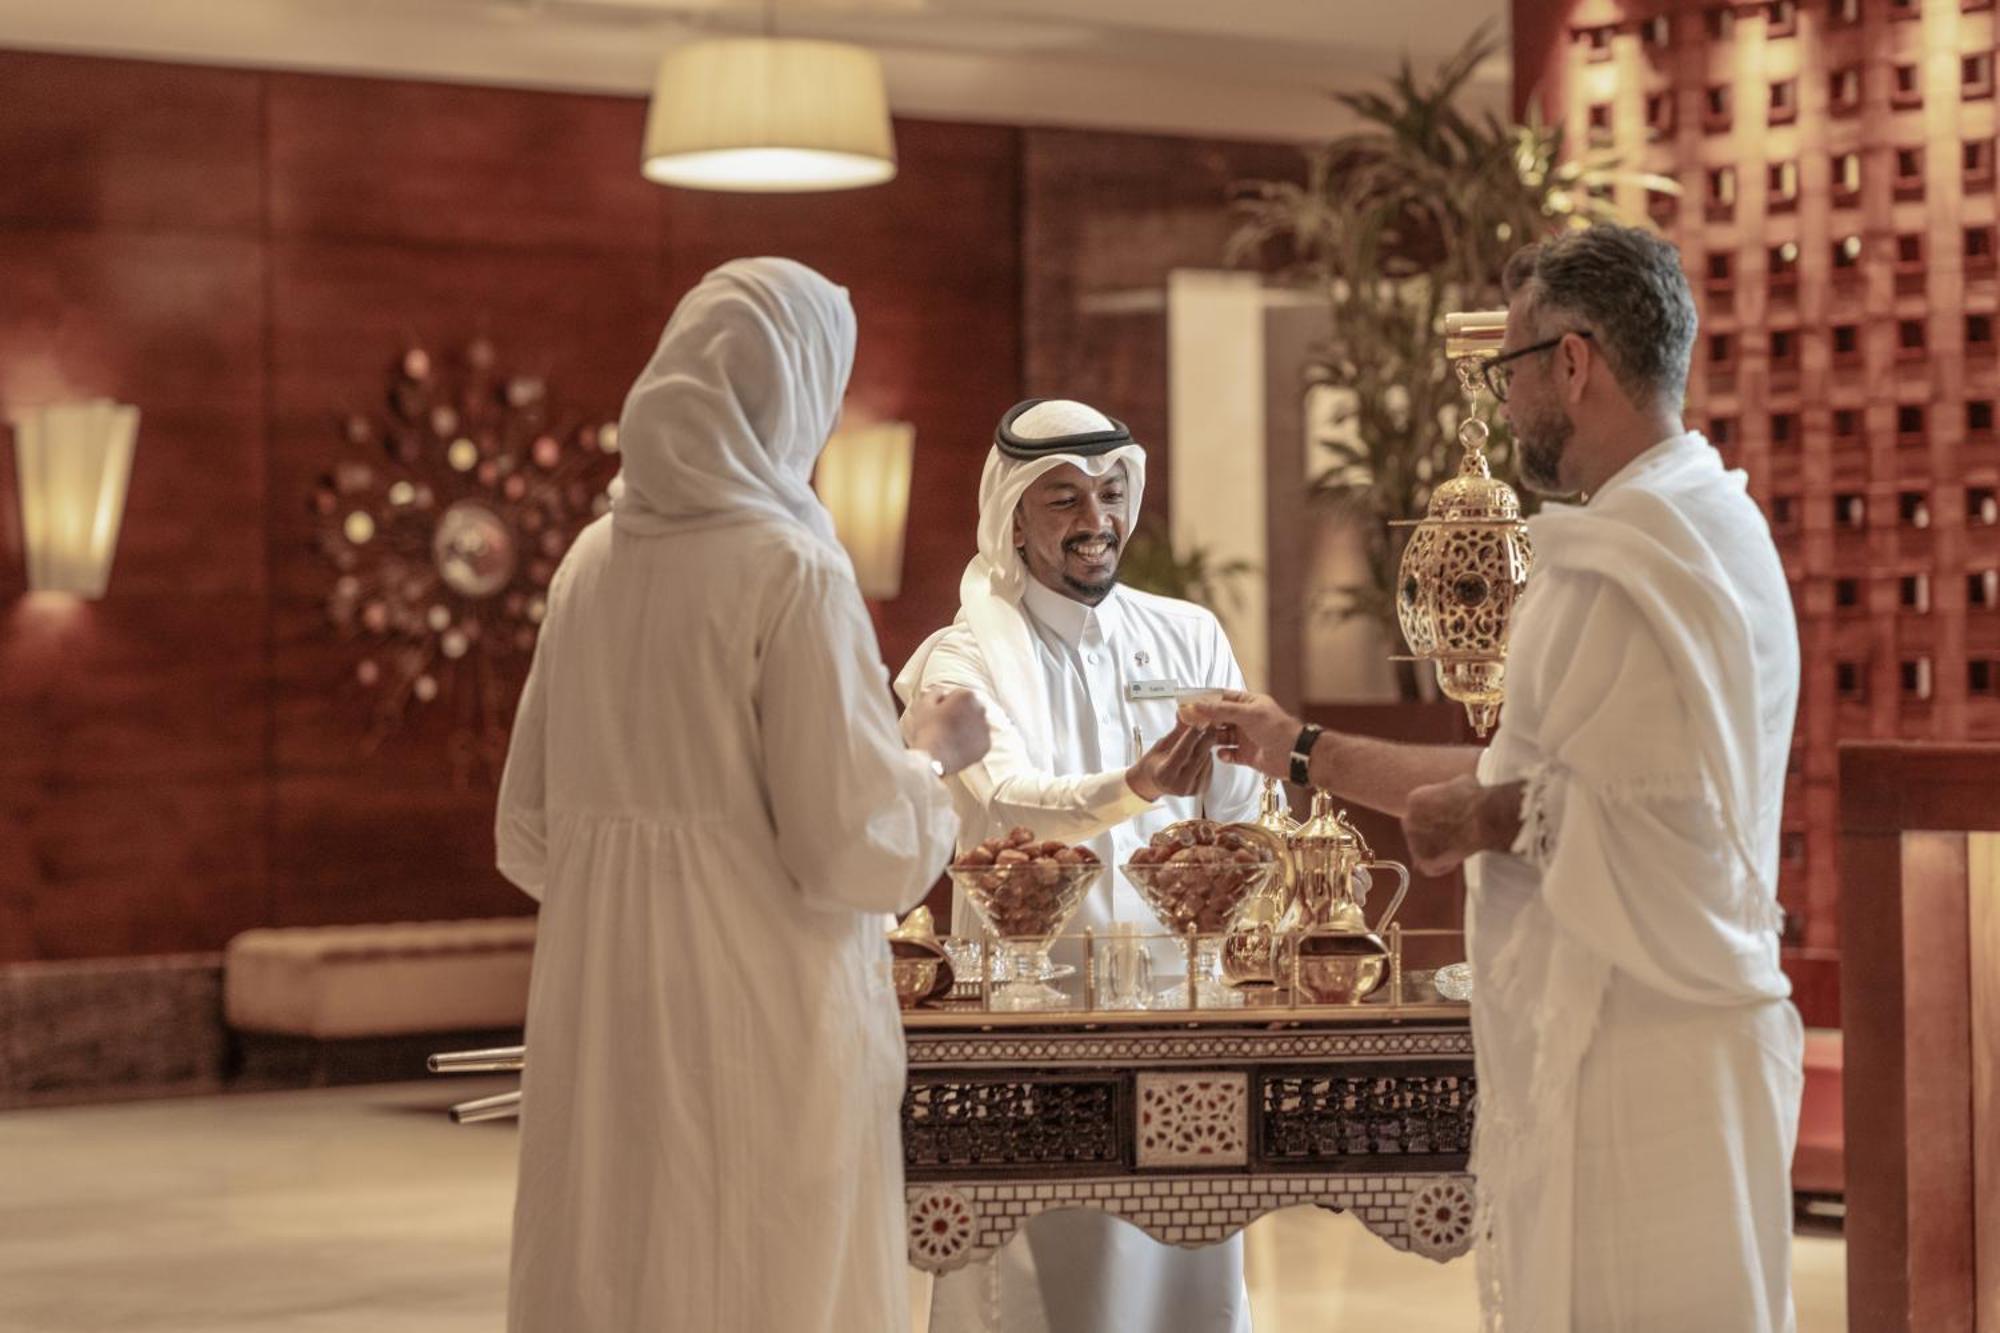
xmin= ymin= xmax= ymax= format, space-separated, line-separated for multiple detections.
xmin=1014 ymin=461 xmax=1132 ymax=604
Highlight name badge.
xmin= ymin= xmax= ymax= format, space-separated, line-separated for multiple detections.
xmin=1125 ymin=679 xmax=1182 ymax=702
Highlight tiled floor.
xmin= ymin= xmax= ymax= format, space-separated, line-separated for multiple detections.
xmin=1234 ymin=1199 xmax=1847 ymax=1333
xmin=0 ymin=1081 xmax=1846 ymax=1331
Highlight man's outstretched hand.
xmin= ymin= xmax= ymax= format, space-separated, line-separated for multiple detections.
xmin=1178 ymin=690 xmax=1301 ymax=780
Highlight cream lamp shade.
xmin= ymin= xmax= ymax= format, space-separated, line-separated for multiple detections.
xmin=11 ymin=399 xmax=139 ymax=598
xmin=642 ymin=38 xmax=898 ymax=192
xmin=815 ymin=420 xmax=914 ymax=599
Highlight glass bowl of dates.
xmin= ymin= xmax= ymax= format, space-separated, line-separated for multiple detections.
xmin=1122 ymin=820 xmax=1282 ymax=1007
xmin=946 ymin=827 xmax=1104 ymax=1009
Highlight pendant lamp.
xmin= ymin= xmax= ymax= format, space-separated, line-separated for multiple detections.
xmin=642 ymin=36 xmax=897 ymax=192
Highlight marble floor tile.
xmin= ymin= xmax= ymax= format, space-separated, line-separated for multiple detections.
xmin=0 ymin=1081 xmax=1846 ymax=1332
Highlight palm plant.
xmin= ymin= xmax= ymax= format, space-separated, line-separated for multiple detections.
xmin=1119 ymin=519 xmax=1256 ymax=616
xmin=1228 ymin=24 xmax=1669 ymax=698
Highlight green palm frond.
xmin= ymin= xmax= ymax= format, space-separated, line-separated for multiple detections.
xmin=1119 ymin=522 xmax=1258 ymax=616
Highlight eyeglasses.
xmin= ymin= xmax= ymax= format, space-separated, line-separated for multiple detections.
xmin=1479 ymin=329 xmax=1594 ymax=403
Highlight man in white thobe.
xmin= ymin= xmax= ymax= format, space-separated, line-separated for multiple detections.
xmin=1192 ymin=223 xmax=1804 ymax=1331
xmin=896 ymin=398 xmax=1260 ymax=1333
xmin=496 ymin=258 xmax=988 ymax=1333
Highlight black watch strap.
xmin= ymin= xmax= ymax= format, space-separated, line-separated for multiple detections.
xmin=1288 ymin=724 xmax=1323 ymax=788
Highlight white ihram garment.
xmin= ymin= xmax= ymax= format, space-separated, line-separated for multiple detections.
xmin=1465 ymin=431 xmax=1804 ymax=1332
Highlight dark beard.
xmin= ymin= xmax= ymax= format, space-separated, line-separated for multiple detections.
xmin=1061 ymin=533 xmax=1119 ymax=603
xmin=1061 ymin=570 xmax=1117 ymax=603
xmin=1517 ymin=411 xmax=1573 ymax=496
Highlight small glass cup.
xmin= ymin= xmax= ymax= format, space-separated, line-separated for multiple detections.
xmin=1094 ymin=922 xmax=1153 ymax=1010
xmin=940 ymin=936 xmax=982 ymax=997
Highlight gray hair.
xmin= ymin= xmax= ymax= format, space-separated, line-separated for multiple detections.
xmin=1501 ymin=223 xmax=1696 ymax=409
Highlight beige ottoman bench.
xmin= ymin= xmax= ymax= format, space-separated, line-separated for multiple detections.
xmin=224 ymin=918 xmax=536 ymax=1085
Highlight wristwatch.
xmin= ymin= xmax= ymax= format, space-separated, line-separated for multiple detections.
xmin=1288 ymin=724 xmax=1323 ymax=788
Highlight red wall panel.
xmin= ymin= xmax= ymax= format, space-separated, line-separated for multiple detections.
xmin=0 ymin=52 xmax=263 ymax=234
xmin=0 ymin=53 xmax=1029 ymax=961
xmin=264 ymin=73 xmax=662 ymax=253
xmin=0 ymin=50 xmax=1284 ymax=963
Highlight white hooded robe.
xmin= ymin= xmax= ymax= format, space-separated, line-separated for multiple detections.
xmin=498 ymin=258 xmax=958 ymax=1332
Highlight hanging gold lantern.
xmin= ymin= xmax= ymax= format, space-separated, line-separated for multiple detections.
xmin=1391 ymin=310 xmax=1533 ymax=737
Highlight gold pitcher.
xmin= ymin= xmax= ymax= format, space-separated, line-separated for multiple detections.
xmin=1391 ymin=309 xmax=1534 ymax=737
xmin=1279 ymin=791 xmax=1410 ymax=1004
xmin=1221 ymin=777 xmax=1302 ymax=990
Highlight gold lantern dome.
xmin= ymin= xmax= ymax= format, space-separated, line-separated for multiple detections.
xmin=1424 ymin=464 xmax=1521 ymax=523
xmin=1392 ymin=311 xmax=1534 ymax=738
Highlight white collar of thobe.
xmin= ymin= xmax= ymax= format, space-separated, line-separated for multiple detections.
xmin=1021 ymin=576 xmax=1122 ymax=651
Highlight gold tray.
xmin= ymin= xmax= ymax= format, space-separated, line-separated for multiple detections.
xmin=900 ymin=999 xmax=1471 ymax=1031
xmin=903 ymin=924 xmax=1469 ymax=1028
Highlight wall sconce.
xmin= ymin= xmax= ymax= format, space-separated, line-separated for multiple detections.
xmin=814 ymin=420 xmax=914 ymax=600
xmin=11 ymin=400 xmax=139 ymax=598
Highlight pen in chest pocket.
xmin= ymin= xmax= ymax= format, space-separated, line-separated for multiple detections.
xmin=1124 ymin=678 xmax=1178 ymax=762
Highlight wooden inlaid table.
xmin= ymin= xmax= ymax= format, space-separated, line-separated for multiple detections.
xmin=898 ymin=989 xmax=1478 ymax=1274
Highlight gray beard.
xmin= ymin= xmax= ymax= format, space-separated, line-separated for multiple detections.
xmin=1517 ymin=413 xmax=1573 ymax=496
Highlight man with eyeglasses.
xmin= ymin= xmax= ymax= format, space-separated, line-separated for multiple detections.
xmin=1188 ymin=223 xmax=1804 ymax=1332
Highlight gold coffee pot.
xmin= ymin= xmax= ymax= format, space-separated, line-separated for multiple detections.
xmin=1221 ymin=778 xmax=1302 ymax=990
xmin=1280 ymin=791 xmax=1411 ymax=1004
xmin=1391 ymin=309 xmax=1534 ymax=737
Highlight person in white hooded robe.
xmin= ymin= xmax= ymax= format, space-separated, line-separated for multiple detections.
xmin=495 ymin=257 xmax=989 ymax=1333
xmin=896 ymin=399 xmax=1260 ymax=1333
xmin=1189 ymin=224 xmax=1804 ymax=1332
